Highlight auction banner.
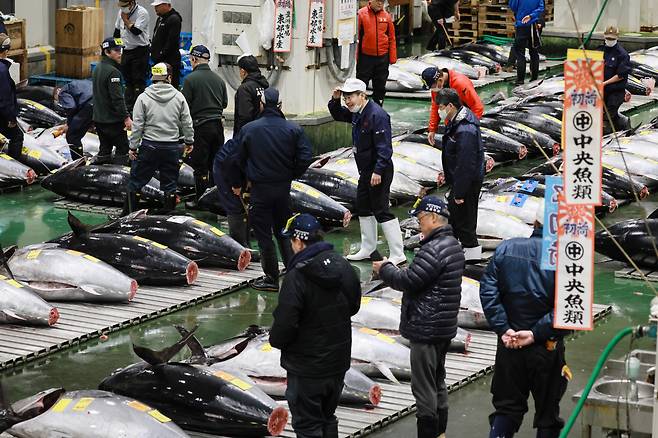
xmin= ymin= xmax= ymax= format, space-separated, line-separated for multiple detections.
xmin=562 ymin=48 xmax=604 ymax=205
xmin=307 ymin=0 xmax=325 ymax=47
xmin=273 ymin=0 xmax=293 ymax=53
xmin=541 ymin=175 xmax=563 ymax=271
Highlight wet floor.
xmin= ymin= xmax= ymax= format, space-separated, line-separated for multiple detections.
xmin=1 ymin=54 xmax=658 ymax=437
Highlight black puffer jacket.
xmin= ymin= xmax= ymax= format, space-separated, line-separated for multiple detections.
xmin=233 ymin=72 xmax=269 ymax=136
xmin=270 ymin=242 xmax=361 ymax=378
xmin=379 ymin=225 xmax=464 ymax=343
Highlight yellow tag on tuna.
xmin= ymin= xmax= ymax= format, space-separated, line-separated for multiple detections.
xmin=72 ymin=397 xmax=94 ymax=412
xmin=213 ymin=370 xmax=253 ymax=391
xmin=66 ymin=250 xmax=84 ymax=257
xmin=376 ymin=333 xmax=396 ymax=344
xmin=51 ymin=398 xmax=72 ymax=413
xmin=26 ymin=249 xmax=41 ymax=260
xmin=83 ymin=254 xmax=100 ymax=263
xmin=148 ymin=409 xmax=171 ymax=423
xmin=0 ymin=153 xmax=12 ymax=160
xmin=6 ymin=279 xmax=23 ymax=288
xmin=210 ymin=227 xmax=224 ymax=237
xmin=127 ymin=400 xmax=150 ymax=412
xmin=151 ymin=241 xmax=168 ymax=249
xmin=360 ymin=297 xmax=372 ymax=305
xmin=359 ymin=327 xmax=379 ymax=336
xmin=463 ymin=277 xmax=479 ymax=285
xmin=133 ymin=236 xmax=150 ymax=243
xmin=260 ymin=343 xmax=273 ymax=352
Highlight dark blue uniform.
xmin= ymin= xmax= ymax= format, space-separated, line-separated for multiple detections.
xmin=480 ymin=228 xmax=569 ymax=438
xmin=213 ymin=138 xmax=249 ymax=247
xmin=228 ymin=106 xmax=312 ymax=283
xmin=58 ymin=80 xmax=93 ymax=159
xmin=441 ymin=106 xmax=484 ymax=249
xmin=0 ymin=58 xmax=23 ymax=159
xmin=601 ymin=42 xmax=632 ymax=132
xmin=328 ymin=98 xmax=395 ymax=223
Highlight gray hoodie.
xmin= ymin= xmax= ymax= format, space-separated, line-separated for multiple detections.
xmin=130 ymin=82 xmax=194 ymax=150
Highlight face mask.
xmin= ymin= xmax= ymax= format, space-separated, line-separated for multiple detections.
xmin=121 ymin=6 xmax=132 ymax=14
xmin=438 ymin=108 xmax=448 ymax=121
xmin=349 ymin=103 xmax=362 ymax=113
xmin=605 ymin=39 xmax=617 ymax=47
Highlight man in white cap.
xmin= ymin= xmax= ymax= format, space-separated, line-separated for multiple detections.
xmin=150 ymin=1 xmax=182 ymax=88
xmin=114 ymin=0 xmax=150 ymax=112
xmin=125 ymin=62 xmax=194 ymax=215
xmin=480 ymin=201 xmax=570 ymax=438
xmin=328 ymin=78 xmax=405 ymax=266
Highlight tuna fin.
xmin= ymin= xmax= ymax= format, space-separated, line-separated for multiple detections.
xmin=174 ymin=325 xmax=209 ymax=362
xmin=0 ymin=244 xmax=16 ymax=280
xmin=373 ymin=362 xmax=399 ymax=384
xmin=133 ymin=325 xmax=200 ymax=366
xmin=67 ymin=212 xmax=90 ymax=238
xmin=78 ymin=285 xmax=102 ymax=296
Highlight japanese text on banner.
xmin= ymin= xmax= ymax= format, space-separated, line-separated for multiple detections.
xmin=554 ymin=203 xmax=595 ymax=331
xmin=307 ymin=0 xmax=325 ymax=47
xmin=274 ymin=0 xmax=293 ymax=53
xmin=563 ymin=48 xmax=604 ymax=205
xmin=541 ymin=176 xmax=563 ymax=271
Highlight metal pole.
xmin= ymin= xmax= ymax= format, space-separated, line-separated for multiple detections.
xmin=652 ymin=315 xmax=658 ymax=437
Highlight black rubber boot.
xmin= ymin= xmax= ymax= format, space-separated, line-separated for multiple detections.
xmin=227 ymin=213 xmax=250 ymax=248
xmin=489 ymin=415 xmax=516 ymax=438
xmin=185 ymin=172 xmax=209 ymax=209
xmin=417 ymin=416 xmax=439 ymax=438
xmin=121 ymin=191 xmax=140 ymax=217
xmin=252 ymin=246 xmax=279 ymax=292
xmin=155 ymin=192 xmax=177 ymax=215
xmin=536 ymin=427 xmax=561 ymax=438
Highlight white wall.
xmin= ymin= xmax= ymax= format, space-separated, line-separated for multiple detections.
xmin=15 ymin=0 xmax=57 ymax=48
xmin=554 ymin=0 xmax=644 ymax=33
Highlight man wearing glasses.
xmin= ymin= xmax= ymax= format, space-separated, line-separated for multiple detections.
xmin=373 ymin=195 xmax=464 ymax=438
xmin=92 ymin=37 xmax=132 ymax=165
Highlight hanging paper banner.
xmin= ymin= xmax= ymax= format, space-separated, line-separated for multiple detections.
xmin=541 ymin=175 xmax=563 ymax=271
xmin=554 ymin=203 xmax=595 ymax=331
xmin=307 ymin=0 xmax=325 ymax=48
xmin=273 ymin=0 xmax=293 ymax=53
xmin=562 ymin=48 xmax=604 ymax=205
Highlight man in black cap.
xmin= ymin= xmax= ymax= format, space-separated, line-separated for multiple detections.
xmin=0 ymin=32 xmax=23 ymax=159
xmin=270 ymin=213 xmax=361 ymax=438
xmin=114 ymin=0 xmax=151 ymax=112
xmin=228 ymin=88 xmax=313 ymax=291
xmin=233 ymin=54 xmax=269 ymax=136
xmin=182 ymin=44 xmax=228 ymax=208
xmin=150 ymin=0 xmax=182 ymax=88
xmin=373 ymin=195 xmax=464 ymax=438
xmin=54 ymin=79 xmax=94 ymax=159
xmin=92 ymin=37 xmax=132 ymax=165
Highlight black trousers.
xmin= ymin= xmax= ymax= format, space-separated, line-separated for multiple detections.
xmin=356 ymin=166 xmax=395 ymax=222
xmin=286 ymin=373 xmax=345 ymax=438
xmin=95 ymin=121 xmax=129 ymax=163
xmin=410 ymin=340 xmax=451 ymax=433
xmin=249 ymin=182 xmax=292 ymax=262
xmin=0 ymin=119 xmax=24 ymax=159
xmin=356 ymin=54 xmax=389 ymax=106
xmin=427 ymin=21 xmax=449 ymax=51
xmin=128 ymin=142 xmax=182 ymax=194
xmin=122 ymin=45 xmax=150 ymax=113
xmin=187 ymin=119 xmax=224 ymax=183
xmin=514 ymin=25 xmax=540 ymax=84
xmin=216 ymin=175 xmax=244 ymax=216
xmin=490 ymin=339 xmax=568 ymax=436
xmin=66 ymin=103 xmax=94 ymax=159
xmin=448 ymin=179 xmax=481 ymax=248
xmin=604 ymin=90 xmax=628 ymax=133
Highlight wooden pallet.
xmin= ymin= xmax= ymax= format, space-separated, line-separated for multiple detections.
xmin=187 ymin=304 xmax=613 ymax=438
xmin=614 ymin=267 xmax=658 ymax=282
xmin=53 ymin=198 xmax=122 ymax=216
xmin=478 ymin=4 xmax=515 ymax=37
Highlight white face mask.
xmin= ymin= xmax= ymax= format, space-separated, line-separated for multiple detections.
xmin=605 ymin=39 xmax=617 ymax=47
xmin=349 ymin=103 xmax=362 ymax=113
xmin=121 ymin=6 xmax=132 ymax=14
xmin=438 ymin=108 xmax=448 ymax=121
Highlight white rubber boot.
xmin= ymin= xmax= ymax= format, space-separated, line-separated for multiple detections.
xmin=463 ymin=245 xmax=482 ymax=261
xmin=346 ymin=216 xmax=378 ymax=261
xmin=381 ymin=218 xmax=407 ymax=265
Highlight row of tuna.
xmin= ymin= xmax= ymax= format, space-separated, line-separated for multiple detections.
xmin=0 ymin=211 xmax=252 ymax=327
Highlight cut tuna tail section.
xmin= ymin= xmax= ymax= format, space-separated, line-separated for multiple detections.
xmin=133 ymin=325 xmax=200 ymax=365
xmin=67 ymin=211 xmax=91 ymax=238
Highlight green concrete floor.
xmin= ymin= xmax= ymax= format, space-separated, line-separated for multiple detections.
xmin=1 ymin=63 xmax=658 ymax=437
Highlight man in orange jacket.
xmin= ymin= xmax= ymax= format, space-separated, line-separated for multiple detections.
xmin=357 ymin=0 xmax=397 ymax=107
xmin=422 ymin=67 xmax=483 ymax=146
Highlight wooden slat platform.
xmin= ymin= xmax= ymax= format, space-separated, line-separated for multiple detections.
xmin=0 ymin=265 xmax=268 ymax=371
xmin=188 ymin=304 xmax=612 ymax=438
xmin=53 ymin=198 xmax=122 ymax=216
xmin=614 ymin=266 xmax=658 ymax=282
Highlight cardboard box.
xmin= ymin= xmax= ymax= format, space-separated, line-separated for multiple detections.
xmin=55 ymin=6 xmax=104 ymax=51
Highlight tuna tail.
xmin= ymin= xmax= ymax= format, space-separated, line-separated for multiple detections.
xmin=0 ymin=382 xmax=21 ymax=431
xmin=133 ymin=325 xmax=200 ymax=366
xmin=373 ymin=362 xmax=400 ymax=384
xmin=0 ymin=244 xmax=16 ymax=280
xmin=175 ymin=325 xmax=251 ymax=364
xmin=67 ymin=211 xmax=90 ymax=238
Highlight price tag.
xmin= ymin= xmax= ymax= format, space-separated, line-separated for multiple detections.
xmin=210 ymin=227 xmax=225 ymax=237
xmin=167 ymin=216 xmax=190 ymax=224
xmin=376 ymin=333 xmax=396 ymax=344
xmin=359 ymin=327 xmax=378 ymax=336
xmin=360 ymin=297 xmax=372 ymax=305
xmin=72 ymin=397 xmax=94 ymax=412
xmin=127 ymin=400 xmax=150 ymax=412
xmin=26 ymin=249 xmax=41 ymax=260
xmin=148 ymin=409 xmax=171 ymax=423
xmin=51 ymin=398 xmax=72 ymax=413
xmin=260 ymin=343 xmax=273 ymax=352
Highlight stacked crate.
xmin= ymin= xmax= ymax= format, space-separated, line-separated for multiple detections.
xmin=544 ymin=0 xmax=555 ymax=23
xmin=447 ymin=1 xmax=479 ymax=45
xmin=55 ymin=6 xmax=104 ymax=78
xmin=5 ymin=19 xmax=27 ymax=80
xmin=477 ymin=2 xmax=516 ymax=38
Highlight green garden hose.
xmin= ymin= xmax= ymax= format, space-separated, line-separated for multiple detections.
xmin=559 ymin=326 xmax=635 ymax=438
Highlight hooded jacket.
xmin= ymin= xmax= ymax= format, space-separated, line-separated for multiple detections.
xmin=270 ymin=242 xmax=361 ymax=378
xmin=441 ymin=106 xmax=485 ymax=199
xmin=130 ymin=82 xmax=194 ymax=150
xmin=480 ymin=228 xmax=566 ymax=342
xmin=233 ymin=71 xmax=269 ymax=136
xmin=428 ymin=70 xmax=484 ymax=133
xmin=379 ymin=225 xmax=464 ymax=343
